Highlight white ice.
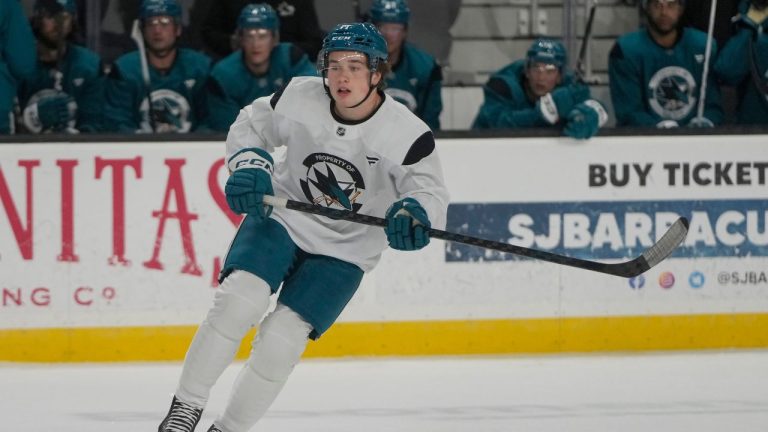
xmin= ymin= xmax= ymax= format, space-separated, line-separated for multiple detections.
xmin=3 ymin=350 xmax=768 ymax=431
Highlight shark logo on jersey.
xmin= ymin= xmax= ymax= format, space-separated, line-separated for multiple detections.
xmin=300 ymin=153 xmax=365 ymax=211
xmin=648 ymin=66 xmax=697 ymax=121
xmin=139 ymin=89 xmax=192 ymax=133
xmin=384 ymin=88 xmax=418 ymax=112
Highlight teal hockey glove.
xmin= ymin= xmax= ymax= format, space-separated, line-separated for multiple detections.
xmin=32 ymin=94 xmax=73 ymax=131
xmin=225 ymin=148 xmax=275 ymax=220
xmin=537 ymin=84 xmax=590 ymax=124
xmin=385 ymin=197 xmax=431 ymax=251
xmin=564 ymin=100 xmax=608 ymax=139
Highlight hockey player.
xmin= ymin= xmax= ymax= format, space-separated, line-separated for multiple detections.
xmin=104 ymin=0 xmax=211 ymax=133
xmin=369 ymin=0 xmax=443 ymax=131
xmin=472 ymin=38 xmax=609 ymax=140
xmin=158 ymin=22 xmax=449 ymax=432
xmin=0 ymin=0 xmax=36 ymax=134
xmin=204 ymin=3 xmax=316 ymax=132
xmin=608 ymin=0 xmax=724 ymax=127
xmin=18 ymin=0 xmax=104 ymax=134
xmin=714 ymin=0 xmax=768 ymax=124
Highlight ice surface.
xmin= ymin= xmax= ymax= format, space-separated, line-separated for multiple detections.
xmin=3 ymin=350 xmax=767 ymax=431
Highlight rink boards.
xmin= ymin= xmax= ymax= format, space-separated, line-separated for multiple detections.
xmin=1 ymin=135 xmax=767 ymax=361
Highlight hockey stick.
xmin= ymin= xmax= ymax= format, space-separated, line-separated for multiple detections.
xmin=130 ymin=19 xmax=157 ymax=132
xmin=575 ymin=0 xmax=598 ymax=84
xmin=262 ymin=195 xmax=689 ymax=278
xmin=694 ymin=0 xmax=718 ymax=122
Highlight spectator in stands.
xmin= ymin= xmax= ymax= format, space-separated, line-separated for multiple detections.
xmin=472 ymin=38 xmax=608 ymax=140
xmin=205 ymin=4 xmax=315 ymax=132
xmin=104 ymin=0 xmax=211 ymax=133
xmin=714 ymin=0 xmax=768 ymax=125
xmin=609 ymin=0 xmax=723 ymax=128
xmin=18 ymin=0 xmax=105 ymax=134
xmin=1 ymin=0 xmax=36 ymax=134
xmin=368 ymin=0 xmax=443 ymax=131
xmin=199 ymin=0 xmax=324 ymax=61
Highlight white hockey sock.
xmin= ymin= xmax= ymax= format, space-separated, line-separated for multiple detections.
xmin=175 ymin=271 xmax=271 ymax=407
xmin=215 ymin=304 xmax=312 ymax=432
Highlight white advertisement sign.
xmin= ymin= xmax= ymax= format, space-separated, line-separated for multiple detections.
xmin=1 ymin=135 xmax=767 ymax=331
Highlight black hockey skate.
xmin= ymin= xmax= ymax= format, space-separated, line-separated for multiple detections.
xmin=158 ymin=396 xmax=203 ymax=432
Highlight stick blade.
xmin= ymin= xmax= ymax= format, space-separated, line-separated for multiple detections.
xmin=641 ymin=217 xmax=689 ymax=268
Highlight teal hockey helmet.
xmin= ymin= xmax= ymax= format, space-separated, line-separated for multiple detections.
xmin=526 ymin=38 xmax=567 ymax=70
xmin=369 ymin=0 xmax=411 ymax=25
xmin=237 ymin=3 xmax=279 ymax=32
xmin=318 ymin=23 xmax=388 ymax=71
xmin=34 ymin=0 xmax=77 ymax=15
xmin=140 ymin=0 xmax=182 ymax=22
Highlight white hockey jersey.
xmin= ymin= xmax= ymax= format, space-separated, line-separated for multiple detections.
xmin=225 ymin=76 xmax=450 ymax=271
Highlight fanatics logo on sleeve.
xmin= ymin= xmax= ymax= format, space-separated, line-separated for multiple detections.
xmin=336 ymin=126 xmax=346 ymax=136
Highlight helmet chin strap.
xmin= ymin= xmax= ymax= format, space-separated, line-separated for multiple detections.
xmin=346 ymin=84 xmax=377 ymax=109
xmin=338 ymin=72 xmax=379 ymax=109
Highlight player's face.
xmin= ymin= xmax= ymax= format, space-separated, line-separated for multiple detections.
xmin=241 ymin=28 xmax=276 ymax=69
xmin=38 ymin=11 xmax=73 ymax=46
xmin=647 ymin=0 xmax=683 ymax=35
xmin=377 ymin=23 xmax=406 ymax=55
xmin=525 ymin=62 xmax=561 ymax=97
xmin=325 ymin=51 xmax=382 ymax=116
xmin=143 ymin=15 xmax=181 ymax=54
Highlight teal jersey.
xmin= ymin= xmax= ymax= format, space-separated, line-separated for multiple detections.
xmin=18 ymin=44 xmax=105 ymax=133
xmin=714 ymin=1 xmax=768 ymax=125
xmin=104 ymin=48 xmax=212 ymax=133
xmin=205 ymin=43 xmax=315 ymax=132
xmin=472 ymin=60 xmax=582 ymax=129
xmin=385 ymin=42 xmax=442 ymax=131
xmin=0 ymin=0 xmax=37 ymax=133
xmin=609 ymin=27 xmax=723 ymax=126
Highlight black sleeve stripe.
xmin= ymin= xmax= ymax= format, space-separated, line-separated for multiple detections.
xmin=289 ymin=44 xmax=307 ymax=65
xmin=402 ymin=131 xmax=436 ymax=165
xmin=486 ymin=77 xmax=513 ymax=100
xmin=270 ymin=77 xmax=293 ymax=109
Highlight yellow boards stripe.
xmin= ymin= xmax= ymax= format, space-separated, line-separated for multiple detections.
xmin=2 ymin=313 xmax=767 ymax=362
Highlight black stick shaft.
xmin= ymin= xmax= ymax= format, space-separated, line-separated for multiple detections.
xmin=263 ymin=196 xmax=689 ymax=278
